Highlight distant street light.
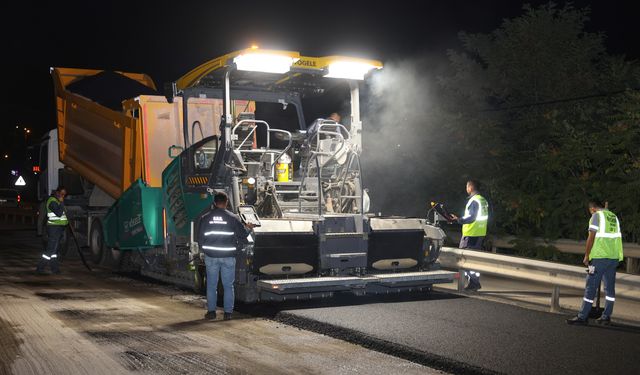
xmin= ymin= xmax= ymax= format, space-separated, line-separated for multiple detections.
xmin=4 ymin=154 xmax=8 ymax=159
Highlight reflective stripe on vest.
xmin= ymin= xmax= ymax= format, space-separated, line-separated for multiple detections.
xmin=462 ymin=194 xmax=489 ymax=237
xmin=590 ymin=210 xmax=623 ymax=261
xmin=46 ymin=196 xmax=68 ymax=226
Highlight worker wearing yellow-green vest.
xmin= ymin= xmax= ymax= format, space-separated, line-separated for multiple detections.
xmin=36 ymin=187 xmax=68 ymax=274
xmin=451 ymin=180 xmax=489 ymax=291
xmin=567 ymin=199 xmax=623 ymax=326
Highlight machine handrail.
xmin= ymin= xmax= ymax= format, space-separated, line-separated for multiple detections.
xmin=231 ymin=119 xmax=293 ymax=170
xmin=269 ymin=128 xmax=293 ymax=169
xmin=316 ymin=121 xmax=350 ymax=138
xmin=312 ymin=128 xmax=346 ymax=169
xmin=232 ymin=119 xmax=270 ymax=149
xmin=338 ymin=152 xmax=364 ymax=214
xmin=297 ymin=153 xmax=323 ymax=216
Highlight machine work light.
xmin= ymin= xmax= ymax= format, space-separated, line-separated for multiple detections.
xmin=234 ymin=51 xmax=299 ymax=74
xmin=324 ymin=61 xmax=381 ymax=80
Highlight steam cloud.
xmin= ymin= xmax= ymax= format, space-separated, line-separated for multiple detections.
xmin=361 ymin=56 xmax=451 ymax=217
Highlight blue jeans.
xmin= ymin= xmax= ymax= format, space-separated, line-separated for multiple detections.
xmin=578 ymin=258 xmax=619 ymax=320
xmin=204 ymin=256 xmax=236 ymax=313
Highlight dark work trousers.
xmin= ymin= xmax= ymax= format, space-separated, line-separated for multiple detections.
xmin=36 ymin=225 xmax=65 ymax=273
xmin=459 ymin=236 xmax=485 ymax=286
xmin=577 ymin=258 xmax=619 ymax=320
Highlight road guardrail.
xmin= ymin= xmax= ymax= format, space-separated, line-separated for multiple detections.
xmin=445 ymin=230 xmax=640 ymax=274
xmin=439 ymin=247 xmax=640 ymax=312
xmin=0 ymin=207 xmax=37 ymax=225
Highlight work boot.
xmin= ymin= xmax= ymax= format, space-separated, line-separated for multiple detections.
xmin=223 ymin=312 xmax=232 ymax=321
xmin=204 ymin=311 xmax=217 ymax=320
xmin=596 ymin=316 xmax=611 ymax=326
xmin=566 ymin=316 xmax=588 ymax=325
xmin=465 ymin=281 xmax=481 ymax=291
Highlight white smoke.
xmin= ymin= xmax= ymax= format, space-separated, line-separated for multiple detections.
xmin=361 ymin=56 xmax=450 ymax=217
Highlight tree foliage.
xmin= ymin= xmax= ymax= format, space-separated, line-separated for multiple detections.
xmin=437 ymin=3 xmax=640 ymax=242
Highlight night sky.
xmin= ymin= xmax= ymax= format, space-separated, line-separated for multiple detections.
xmin=3 ymin=0 xmax=637 ymax=192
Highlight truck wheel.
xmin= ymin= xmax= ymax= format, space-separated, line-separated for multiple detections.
xmin=102 ymin=247 xmax=123 ymax=270
xmin=193 ymin=266 xmax=206 ymax=295
xmin=89 ymin=219 xmax=105 ymax=265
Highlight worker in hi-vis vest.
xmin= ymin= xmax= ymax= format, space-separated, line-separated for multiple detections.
xmin=36 ymin=186 xmax=68 ymax=274
xmin=567 ymin=199 xmax=624 ymax=326
xmin=451 ymin=180 xmax=489 ymax=291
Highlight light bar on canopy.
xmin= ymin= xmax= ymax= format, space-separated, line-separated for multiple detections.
xmin=233 ymin=51 xmax=299 ymax=74
xmin=324 ymin=61 xmax=381 ymax=80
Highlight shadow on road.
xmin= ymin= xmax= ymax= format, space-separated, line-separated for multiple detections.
xmin=587 ymin=322 xmax=640 ymax=335
xmin=236 ymin=289 xmax=466 ymax=318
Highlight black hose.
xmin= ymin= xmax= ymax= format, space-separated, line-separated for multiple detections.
xmin=67 ymin=225 xmax=92 ymax=271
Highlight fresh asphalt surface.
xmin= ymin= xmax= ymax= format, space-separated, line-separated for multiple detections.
xmin=268 ymin=288 xmax=640 ymax=375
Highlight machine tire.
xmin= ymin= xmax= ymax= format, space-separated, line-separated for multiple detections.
xmin=89 ymin=219 xmax=105 ymax=265
xmin=102 ymin=247 xmax=123 ymax=270
xmin=193 ymin=265 xmax=206 ymax=295
xmin=423 ymin=239 xmax=441 ymax=267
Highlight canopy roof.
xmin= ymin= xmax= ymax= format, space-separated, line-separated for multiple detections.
xmin=175 ymin=48 xmax=382 ymax=96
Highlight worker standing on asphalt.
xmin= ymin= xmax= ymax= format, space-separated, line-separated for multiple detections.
xmin=567 ymin=199 xmax=623 ymax=325
xmin=451 ymin=180 xmax=489 ymax=291
xmin=197 ymin=192 xmax=252 ymax=321
xmin=36 ymin=186 xmax=68 ymax=274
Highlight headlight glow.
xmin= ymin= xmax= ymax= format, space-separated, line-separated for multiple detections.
xmin=324 ymin=61 xmax=380 ymax=80
xmin=234 ymin=53 xmax=298 ymax=74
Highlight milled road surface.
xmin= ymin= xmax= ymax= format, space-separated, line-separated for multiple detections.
xmin=277 ymin=289 xmax=640 ymax=374
xmin=0 ymin=228 xmax=440 ymax=375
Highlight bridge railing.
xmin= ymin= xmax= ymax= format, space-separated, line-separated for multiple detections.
xmin=438 ymin=247 xmax=640 ymax=312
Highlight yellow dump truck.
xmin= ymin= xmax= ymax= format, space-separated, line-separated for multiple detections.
xmin=39 ymin=48 xmax=456 ymax=301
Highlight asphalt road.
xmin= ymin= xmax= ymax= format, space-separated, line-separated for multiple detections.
xmin=0 ymin=228 xmax=439 ymax=375
xmin=275 ymin=291 xmax=640 ymax=374
xmin=3 ymin=225 xmax=638 ymax=375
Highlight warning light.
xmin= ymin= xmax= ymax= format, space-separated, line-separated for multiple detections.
xmin=33 ymin=166 xmax=40 ymax=173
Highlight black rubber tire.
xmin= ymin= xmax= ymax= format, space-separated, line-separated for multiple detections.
xmin=102 ymin=247 xmax=123 ymax=270
xmin=89 ymin=219 xmax=105 ymax=265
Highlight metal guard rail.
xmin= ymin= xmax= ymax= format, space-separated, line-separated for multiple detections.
xmin=445 ymin=231 xmax=640 ymax=273
xmin=439 ymin=247 xmax=640 ymax=311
